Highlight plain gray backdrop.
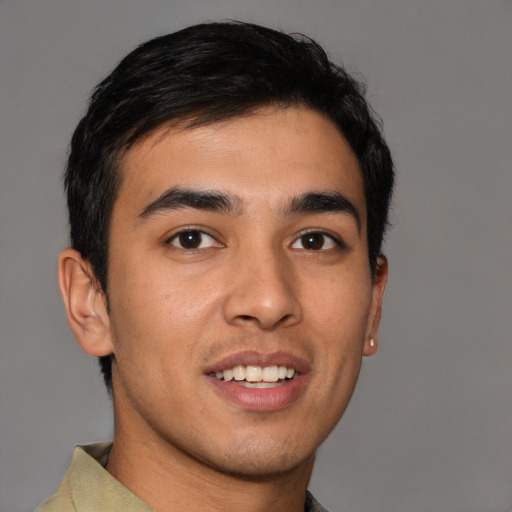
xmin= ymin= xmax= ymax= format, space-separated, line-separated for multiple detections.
xmin=1 ymin=1 xmax=511 ymax=511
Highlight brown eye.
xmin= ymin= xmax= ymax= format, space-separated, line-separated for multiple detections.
xmin=301 ymin=233 xmax=325 ymax=250
xmin=291 ymin=232 xmax=340 ymax=251
xmin=168 ymin=230 xmax=217 ymax=249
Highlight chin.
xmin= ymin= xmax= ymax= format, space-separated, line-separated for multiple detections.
xmin=192 ymin=433 xmax=317 ymax=480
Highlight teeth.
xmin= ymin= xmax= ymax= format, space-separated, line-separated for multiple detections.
xmin=245 ymin=366 xmax=263 ymax=382
xmin=222 ymin=369 xmax=233 ymax=382
xmin=238 ymin=381 xmax=281 ymax=388
xmin=233 ymin=365 xmax=245 ymax=381
xmin=262 ymin=366 xmax=279 ymax=382
xmin=212 ymin=365 xmax=298 ymax=383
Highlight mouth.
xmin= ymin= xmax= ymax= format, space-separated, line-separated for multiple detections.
xmin=205 ymin=352 xmax=309 ymax=411
xmin=209 ymin=365 xmax=298 ymax=388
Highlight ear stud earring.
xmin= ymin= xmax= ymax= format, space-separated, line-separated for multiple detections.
xmin=369 ymin=337 xmax=375 ymax=348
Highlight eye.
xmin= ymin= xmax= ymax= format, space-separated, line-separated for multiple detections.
xmin=167 ymin=230 xmax=219 ymax=250
xmin=291 ymin=232 xmax=341 ymax=251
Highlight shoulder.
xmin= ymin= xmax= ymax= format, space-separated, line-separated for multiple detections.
xmin=36 ymin=490 xmax=74 ymax=512
xmin=36 ymin=443 xmax=155 ymax=512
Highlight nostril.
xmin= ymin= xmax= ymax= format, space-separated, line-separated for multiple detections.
xmin=224 ymin=284 xmax=303 ymax=329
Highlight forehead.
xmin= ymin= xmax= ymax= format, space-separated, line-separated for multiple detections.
xmin=114 ymin=106 xmax=366 ymax=221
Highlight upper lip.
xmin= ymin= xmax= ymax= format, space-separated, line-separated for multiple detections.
xmin=205 ymin=350 xmax=311 ymax=375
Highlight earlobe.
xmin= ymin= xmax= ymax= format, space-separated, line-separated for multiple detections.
xmin=363 ymin=255 xmax=388 ymax=357
xmin=363 ymin=336 xmax=377 ymax=356
xmin=57 ymin=248 xmax=113 ymax=357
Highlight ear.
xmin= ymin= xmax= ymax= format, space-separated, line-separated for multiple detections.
xmin=57 ymin=248 xmax=114 ymax=357
xmin=363 ymin=255 xmax=388 ymax=357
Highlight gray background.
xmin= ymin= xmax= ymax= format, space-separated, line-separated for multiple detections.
xmin=1 ymin=1 xmax=511 ymax=511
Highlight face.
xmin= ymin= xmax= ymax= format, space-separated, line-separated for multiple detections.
xmin=103 ymin=107 xmax=386 ymax=477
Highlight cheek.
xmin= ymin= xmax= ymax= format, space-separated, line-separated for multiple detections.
xmin=305 ymin=267 xmax=373 ymax=339
xmin=303 ymin=265 xmax=373 ymax=401
xmin=299 ymin=276 xmax=372 ymax=444
xmin=106 ymin=266 xmax=207 ymax=411
xmin=107 ymin=255 xmax=221 ymax=358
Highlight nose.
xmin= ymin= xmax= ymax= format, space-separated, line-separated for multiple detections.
xmin=223 ymin=248 xmax=303 ymax=330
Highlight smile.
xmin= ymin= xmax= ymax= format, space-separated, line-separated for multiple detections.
xmin=206 ymin=355 xmax=308 ymax=411
xmin=210 ymin=365 xmax=297 ymax=385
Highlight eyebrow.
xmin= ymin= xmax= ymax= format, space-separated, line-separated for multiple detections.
xmin=139 ymin=187 xmax=361 ymax=231
xmin=285 ymin=191 xmax=361 ymax=231
xmin=139 ymin=187 xmax=240 ymax=219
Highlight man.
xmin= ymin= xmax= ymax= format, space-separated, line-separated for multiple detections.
xmin=38 ymin=21 xmax=394 ymax=512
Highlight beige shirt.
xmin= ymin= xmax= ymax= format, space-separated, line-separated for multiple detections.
xmin=37 ymin=443 xmax=328 ymax=512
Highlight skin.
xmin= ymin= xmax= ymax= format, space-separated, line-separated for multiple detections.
xmin=58 ymin=106 xmax=387 ymax=512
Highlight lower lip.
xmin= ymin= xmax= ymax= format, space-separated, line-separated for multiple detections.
xmin=207 ymin=375 xmax=308 ymax=411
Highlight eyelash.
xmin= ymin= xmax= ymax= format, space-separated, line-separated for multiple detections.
xmin=166 ymin=229 xmax=222 ymax=250
xmin=166 ymin=228 xmax=344 ymax=252
xmin=291 ymin=230 xmax=345 ymax=251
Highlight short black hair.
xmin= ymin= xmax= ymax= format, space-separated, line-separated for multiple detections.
xmin=64 ymin=21 xmax=394 ymax=391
